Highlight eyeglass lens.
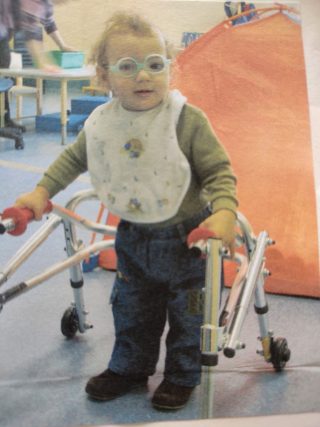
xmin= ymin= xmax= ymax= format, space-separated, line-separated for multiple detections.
xmin=116 ymin=55 xmax=166 ymax=77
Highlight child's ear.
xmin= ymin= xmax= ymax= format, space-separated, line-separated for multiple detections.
xmin=96 ymin=65 xmax=112 ymax=92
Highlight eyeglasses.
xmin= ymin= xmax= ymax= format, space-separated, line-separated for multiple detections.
xmin=108 ymin=54 xmax=171 ymax=78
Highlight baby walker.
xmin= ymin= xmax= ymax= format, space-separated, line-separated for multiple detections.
xmin=0 ymin=189 xmax=290 ymax=417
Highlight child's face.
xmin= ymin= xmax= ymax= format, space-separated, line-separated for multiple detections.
xmin=104 ymin=33 xmax=170 ymax=111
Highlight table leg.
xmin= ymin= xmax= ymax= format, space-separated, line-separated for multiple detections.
xmin=0 ymin=92 xmax=5 ymax=127
xmin=16 ymin=77 xmax=23 ymax=119
xmin=36 ymin=78 xmax=43 ymax=116
xmin=60 ymin=79 xmax=68 ymax=145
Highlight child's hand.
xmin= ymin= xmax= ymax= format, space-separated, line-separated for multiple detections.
xmin=15 ymin=186 xmax=50 ymax=221
xmin=199 ymin=209 xmax=237 ymax=257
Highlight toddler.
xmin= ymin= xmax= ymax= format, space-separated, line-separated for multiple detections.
xmin=15 ymin=11 xmax=238 ymax=410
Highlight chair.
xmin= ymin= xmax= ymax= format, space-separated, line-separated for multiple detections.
xmin=0 ymin=77 xmax=24 ymax=149
xmin=8 ymin=52 xmax=42 ymax=120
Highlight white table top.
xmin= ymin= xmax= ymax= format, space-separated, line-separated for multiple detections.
xmin=0 ymin=66 xmax=95 ymax=80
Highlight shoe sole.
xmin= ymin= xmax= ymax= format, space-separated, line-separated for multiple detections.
xmin=87 ymin=393 xmax=119 ymax=401
xmin=86 ymin=382 xmax=148 ymax=401
xmin=152 ymin=401 xmax=187 ymax=410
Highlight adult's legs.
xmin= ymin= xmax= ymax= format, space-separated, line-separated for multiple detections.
xmin=0 ymin=38 xmax=11 ymax=122
xmin=0 ymin=38 xmax=25 ymax=132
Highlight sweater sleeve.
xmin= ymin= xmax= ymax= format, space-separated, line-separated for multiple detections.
xmin=40 ymin=0 xmax=57 ymax=35
xmin=37 ymin=130 xmax=88 ymax=198
xmin=178 ymin=105 xmax=238 ymax=215
xmin=19 ymin=0 xmax=57 ymax=41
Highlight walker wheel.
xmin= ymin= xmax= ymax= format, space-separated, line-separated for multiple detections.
xmin=61 ymin=306 xmax=79 ymax=338
xmin=15 ymin=137 xmax=24 ymax=150
xmin=270 ymin=337 xmax=291 ymax=372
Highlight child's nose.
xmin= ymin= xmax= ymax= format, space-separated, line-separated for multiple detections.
xmin=135 ymin=69 xmax=151 ymax=81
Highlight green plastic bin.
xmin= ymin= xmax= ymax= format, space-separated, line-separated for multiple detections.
xmin=49 ymin=51 xmax=85 ymax=69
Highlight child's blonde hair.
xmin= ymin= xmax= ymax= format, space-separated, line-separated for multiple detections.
xmin=89 ymin=11 xmax=174 ymax=70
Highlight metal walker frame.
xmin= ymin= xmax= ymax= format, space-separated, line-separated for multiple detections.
xmin=188 ymin=212 xmax=291 ymax=417
xmin=0 ymin=189 xmax=290 ymax=417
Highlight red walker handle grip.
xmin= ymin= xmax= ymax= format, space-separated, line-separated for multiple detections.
xmin=187 ymin=227 xmax=216 ymax=257
xmin=1 ymin=201 xmax=53 ymax=236
xmin=187 ymin=227 xmax=216 ymax=247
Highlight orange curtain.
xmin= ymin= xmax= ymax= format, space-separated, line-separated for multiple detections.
xmin=173 ymin=12 xmax=319 ymax=297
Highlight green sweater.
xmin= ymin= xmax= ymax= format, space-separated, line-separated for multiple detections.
xmin=38 ymin=103 xmax=238 ymax=227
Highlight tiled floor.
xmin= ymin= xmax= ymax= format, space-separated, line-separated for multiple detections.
xmin=0 ymin=91 xmax=319 ymax=427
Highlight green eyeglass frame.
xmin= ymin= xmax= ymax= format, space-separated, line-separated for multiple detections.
xmin=109 ymin=54 xmax=171 ymax=78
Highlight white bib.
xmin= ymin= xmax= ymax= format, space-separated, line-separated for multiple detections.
xmin=85 ymin=89 xmax=191 ymax=223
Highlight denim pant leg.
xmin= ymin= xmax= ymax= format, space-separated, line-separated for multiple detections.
xmin=145 ymin=215 xmax=209 ymax=386
xmin=108 ymin=208 xmax=210 ymax=382
xmin=108 ymin=225 xmax=168 ymax=377
xmin=164 ymin=251 xmax=206 ymax=387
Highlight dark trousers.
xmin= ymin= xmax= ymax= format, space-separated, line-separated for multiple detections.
xmin=108 ymin=208 xmax=210 ymax=387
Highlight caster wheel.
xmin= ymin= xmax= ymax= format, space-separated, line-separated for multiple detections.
xmin=15 ymin=137 xmax=24 ymax=150
xmin=61 ymin=306 xmax=79 ymax=338
xmin=270 ymin=337 xmax=291 ymax=372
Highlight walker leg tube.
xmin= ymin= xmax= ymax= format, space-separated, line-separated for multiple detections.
xmin=63 ymin=219 xmax=90 ymax=333
xmin=224 ymin=231 xmax=269 ymax=357
xmin=200 ymin=238 xmax=223 ymax=419
xmin=254 ymin=276 xmax=272 ymax=362
xmin=200 ymin=366 xmax=216 ymax=419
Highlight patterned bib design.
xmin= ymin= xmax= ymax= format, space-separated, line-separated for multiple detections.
xmin=86 ymin=89 xmax=191 ymax=223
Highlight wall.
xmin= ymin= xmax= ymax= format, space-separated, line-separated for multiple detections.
xmin=47 ymin=1 xmax=300 ymax=58
xmin=49 ymin=0 xmax=226 ymax=55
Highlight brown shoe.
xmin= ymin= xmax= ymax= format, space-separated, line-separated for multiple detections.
xmin=85 ymin=369 xmax=148 ymax=401
xmin=151 ymin=379 xmax=195 ymax=410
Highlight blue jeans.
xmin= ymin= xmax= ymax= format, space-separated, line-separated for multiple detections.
xmin=108 ymin=208 xmax=211 ymax=387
